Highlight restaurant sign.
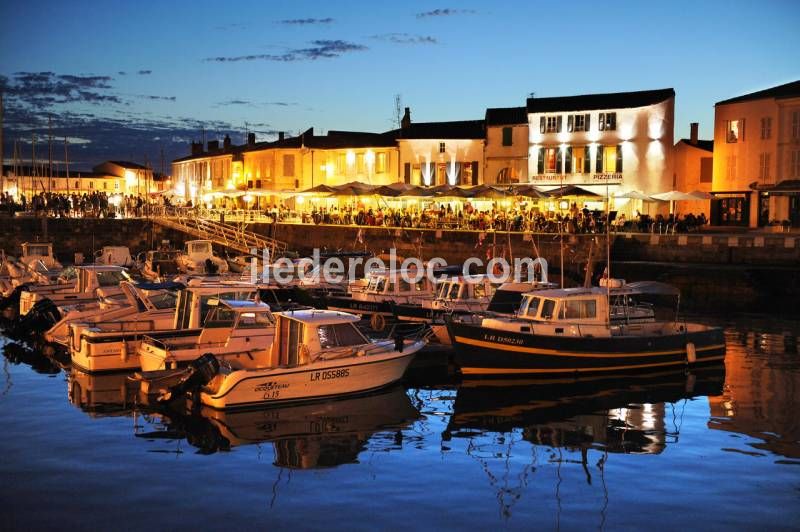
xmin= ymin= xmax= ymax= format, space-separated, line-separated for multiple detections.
xmin=529 ymin=173 xmax=623 ymax=185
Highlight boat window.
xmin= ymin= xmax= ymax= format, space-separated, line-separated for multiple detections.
xmin=447 ymin=283 xmax=461 ymax=300
xmin=318 ymin=322 xmax=367 ymax=348
xmin=237 ymin=311 xmax=274 ymax=328
xmin=473 ymin=282 xmax=487 ymax=299
xmin=374 ymin=277 xmax=387 ymax=293
xmin=436 ymin=282 xmax=449 ymax=299
xmin=96 ymin=270 xmax=128 ymax=287
xmin=560 ymin=299 xmax=597 ymax=319
xmin=191 ymin=242 xmax=211 ymax=254
xmin=27 ymin=244 xmax=51 ymax=256
xmin=399 ymin=279 xmax=412 ymax=292
xmin=541 ymin=299 xmax=556 ymax=319
xmin=204 ymin=307 xmax=237 ymax=328
xmin=147 ymin=292 xmax=177 ymax=310
xmin=526 ymin=297 xmax=542 ymax=317
xmin=387 ymin=280 xmax=396 ymax=294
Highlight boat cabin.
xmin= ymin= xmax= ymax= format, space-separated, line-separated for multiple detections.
xmin=20 ymin=242 xmax=61 ymax=269
xmin=184 ymin=240 xmax=214 ymax=261
xmin=95 ymin=246 xmax=133 ymax=267
xmin=195 ymin=299 xmax=275 ymax=346
xmin=425 ymin=275 xmax=498 ymax=311
xmin=119 ymin=281 xmax=179 ymax=313
xmin=352 ymin=269 xmax=433 ymax=303
xmin=144 ymin=250 xmax=181 ymax=276
xmin=72 ymin=265 xmax=131 ymax=294
xmin=267 ymin=310 xmax=369 ymax=368
xmin=173 ymin=280 xmax=258 ymax=329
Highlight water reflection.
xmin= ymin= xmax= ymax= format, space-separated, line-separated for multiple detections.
xmin=68 ymin=369 xmax=140 ymax=417
xmin=708 ymin=320 xmax=800 ymax=460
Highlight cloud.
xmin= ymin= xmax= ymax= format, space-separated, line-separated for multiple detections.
xmin=204 ymin=39 xmax=367 ymax=62
xmin=370 ymin=33 xmax=438 ymax=45
xmin=264 ymin=101 xmax=297 ymax=106
xmin=278 ymin=17 xmax=334 ymax=25
xmin=118 ymin=71 xmax=127 ymax=75
xmin=1 ymin=71 xmax=120 ymax=107
xmin=416 ymin=8 xmax=475 ymax=18
xmin=133 ymin=94 xmax=177 ymax=101
xmin=137 ymin=70 xmax=152 ymax=75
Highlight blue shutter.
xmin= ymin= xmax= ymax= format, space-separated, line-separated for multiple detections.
xmin=537 ymin=149 xmax=544 ymax=174
xmin=557 ymin=116 xmax=563 ymax=132
xmin=616 ymin=145 xmax=623 ymax=172
xmin=599 ymin=113 xmax=605 ymax=131
xmin=566 ymin=147 xmax=573 ymax=173
xmin=539 ymin=117 xmax=546 ymax=134
xmin=596 ymin=146 xmax=604 ymax=173
xmin=471 ymin=161 xmax=479 ymax=185
xmin=585 ymin=114 xmax=590 ymax=132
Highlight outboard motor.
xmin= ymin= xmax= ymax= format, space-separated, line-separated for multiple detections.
xmin=10 ymin=298 xmax=61 ymax=338
xmin=158 ymin=353 xmax=220 ymax=404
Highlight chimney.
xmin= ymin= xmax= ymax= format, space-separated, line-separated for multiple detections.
xmin=207 ymin=140 xmax=219 ymax=151
xmin=190 ymin=141 xmax=203 ymax=156
xmin=247 ymin=132 xmax=256 ymax=145
xmin=278 ymin=131 xmax=285 ymax=141
xmin=223 ymin=135 xmax=231 ymax=149
xmin=689 ymin=122 xmax=699 ymax=145
xmin=401 ymin=107 xmax=411 ymax=129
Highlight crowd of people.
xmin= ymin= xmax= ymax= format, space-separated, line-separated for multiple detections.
xmin=0 ymin=191 xmax=147 ymax=218
xmin=0 ymin=191 xmax=708 ymax=233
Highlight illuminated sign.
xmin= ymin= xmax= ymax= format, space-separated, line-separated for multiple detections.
xmin=529 ymin=173 xmax=622 ymax=184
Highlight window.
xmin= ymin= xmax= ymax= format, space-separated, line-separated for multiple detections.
xmin=603 ymin=146 xmax=617 ymax=172
xmin=700 ymin=157 xmax=713 ymax=183
xmin=759 ymin=153 xmax=771 ymax=180
xmin=599 ymin=112 xmax=616 ymax=131
xmin=573 ymin=148 xmax=584 ymax=174
xmin=502 ymin=127 xmax=512 ymax=146
xmin=793 ymin=111 xmax=800 ymax=139
xmin=447 ymin=283 xmax=461 ymax=300
xmin=318 ymin=323 xmax=367 ymax=348
xmin=237 ymin=311 xmax=275 ymax=328
xmin=761 ymin=117 xmax=772 ymax=139
xmin=540 ymin=299 xmax=556 ymax=319
xmin=376 ymin=152 xmax=387 ymax=173
xmin=103 ymin=182 xmax=108 ymax=190
xmin=525 ymin=297 xmax=541 ymax=318
xmin=544 ymin=148 xmax=560 ymax=173
xmin=545 ymin=116 xmax=562 ymax=133
xmin=89 ymin=181 xmax=94 ymax=189
xmin=336 ymin=153 xmax=346 ymax=174
xmin=726 ymin=119 xmax=742 ymax=143
xmin=114 ymin=182 xmax=120 ymax=190
xmin=792 ymin=150 xmax=800 ymax=178
xmin=283 ymin=154 xmax=295 ymax=177
xmin=560 ymin=299 xmax=597 ymax=319
xmin=473 ymin=282 xmax=487 ymax=299
xmin=439 ymin=142 xmax=446 ymax=153
xmin=568 ymin=114 xmax=589 ymax=132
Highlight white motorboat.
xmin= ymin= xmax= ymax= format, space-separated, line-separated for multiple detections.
xmin=18 ymin=265 xmax=130 ymax=317
xmin=138 ymin=300 xmax=276 ymax=372
xmin=176 ymin=240 xmax=229 ymax=275
xmin=69 ymin=279 xmax=259 ymax=373
xmin=156 ymin=309 xmax=425 ymax=410
xmin=0 ymin=242 xmax=67 ymax=299
xmin=45 ymin=281 xmax=179 ymax=346
xmin=94 ymin=246 xmax=134 ymax=267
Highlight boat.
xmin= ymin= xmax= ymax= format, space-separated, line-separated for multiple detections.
xmin=17 ymin=265 xmax=130 ymax=319
xmin=446 ymin=279 xmax=725 ymax=376
xmin=0 ymin=242 xmax=69 ymax=304
xmin=392 ymin=270 xmax=558 ymax=344
xmin=44 ymin=281 xmax=180 ymax=346
xmin=138 ymin=300 xmax=276 ymax=372
xmin=316 ymin=268 xmax=436 ymax=326
xmin=94 ymin=246 xmax=134 ymax=267
xmin=140 ymin=250 xmax=181 ymax=282
xmin=69 ymin=279 xmax=259 ymax=373
xmin=155 ymin=309 xmax=426 ymax=409
xmin=176 ymin=240 xmax=229 ymax=275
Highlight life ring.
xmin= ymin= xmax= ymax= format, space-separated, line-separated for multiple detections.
xmin=370 ymin=314 xmax=386 ymax=332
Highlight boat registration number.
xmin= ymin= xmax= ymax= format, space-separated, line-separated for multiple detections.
xmin=310 ymin=369 xmax=350 ymax=381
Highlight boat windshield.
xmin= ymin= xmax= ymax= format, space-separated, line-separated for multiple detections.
xmin=559 ymin=298 xmax=598 ymax=320
xmin=318 ymin=322 xmax=367 ymax=348
xmin=524 ymin=296 xmax=542 ymax=318
xmin=146 ymin=291 xmax=177 ymax=310
xmin=237 ymin=311 xmax=275 ymax=328
xmin=447 ymin=283 xmax=461 ymax=300
xmin=540 ymin=299 xmax=556 ymax=319
xmin=97 ymin=270 xmax=129 ymax=286
xmin=26 ymin=244 xmax=51 ymax=256
xmin=190 ymin=242 xmax=211 ymax=255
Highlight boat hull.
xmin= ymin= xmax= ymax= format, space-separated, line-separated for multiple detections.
xmin=447 ymin=321 xmax=725 ymax=375
xmin=200 ymin=346 xmax=421 ymax=410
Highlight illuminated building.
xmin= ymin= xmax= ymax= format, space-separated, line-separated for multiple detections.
xmin=711 ymin=80 xmax=800 ymax=228
xmin=484 ymin=106 xmax=529 ymax=185
xmin=673 ymin=122 xmax=713 ymax=217
xmin=527 ymin=88 xmax=675 ymax=199
xmin=1 ymin=161 xmax=154 ymax=197
xmin=394 ymin=107 xmax=485 ymax=186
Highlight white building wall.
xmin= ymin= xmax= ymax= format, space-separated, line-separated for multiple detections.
xmin=398 ymin=139 xmax=485 ymax=186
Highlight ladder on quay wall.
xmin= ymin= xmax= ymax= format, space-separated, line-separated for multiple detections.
xmin=152 ymin=208 xmax=288 ymax=258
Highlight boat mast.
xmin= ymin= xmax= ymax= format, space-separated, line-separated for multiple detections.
xmin=606 ymin=182 xmax=611 ymax=325
xmin=559 ymin=172 xmax=564 ymax=288
xmin=0 ymin=90 xmax=4 ymax=194
xmin=64 ymin=136 xmax=70 ymax=197
xmin=48 ymin=116 xmax=53 ymax=193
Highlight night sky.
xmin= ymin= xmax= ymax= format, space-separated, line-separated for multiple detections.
xmin=1 ymin=0 xmax=798 ymax=170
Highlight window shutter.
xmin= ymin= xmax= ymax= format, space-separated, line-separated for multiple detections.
xmin=557 ymin=149 xmax=564 ymax=173
xmin=616 ymin=145 xmax=623 ymax=172
xmin=596 ymin=146 xmax=604 ymax=173
xmin=557 ymin=116 xmax=563 ymax=132
xmin=564 ymin=146 xmax=573 ymax=174
xmin=537 ymin=149 xmax=544 ymax=174
xmin=404 ymin=162 xmax=411 ymax=184
xmin=471 ymin=161 xmax=479 ymax=185
xmin=567 ymin=115 xmax=574 ymax=132
xmin=599 ymin=113 xmax=605 ymax=131
xmin=539 ymin=117 xmax=546 ymax=134
xmin=585 ymin=114 xmax=590 ymax=131
xmin=584 ymin=147 xmax=591 ymax=173
xmin=609 ymin=113 xmax=616 ymax=131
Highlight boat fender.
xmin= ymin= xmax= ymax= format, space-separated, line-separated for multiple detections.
xmin=686 ymin=342 xmax=697 ymax=363
xmin=370 ymin=314 xmax=386 ymax=332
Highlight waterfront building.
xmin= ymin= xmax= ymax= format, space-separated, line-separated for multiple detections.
xmin=527 ymin=89 xmax=675 ymax=202
xmin=673 ymin=122 xmax=714 ymax=217
xmin=395 ymin=108 xmax=485 ymax=187
xmin=93 ymin=161 xmax=154 ymax=196
xmin=484 ymin=106 xmax=529 ymax=185
xmin=171 ymin=135 xmax=240 ymax=200
xmin=711 ymin=80 xmax=800 ymax=228
xmin=2 ymin=164 xmax=124 ymax=197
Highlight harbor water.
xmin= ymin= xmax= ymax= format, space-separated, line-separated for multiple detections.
xmin=1 ymin=314 xmax=798 ymax=530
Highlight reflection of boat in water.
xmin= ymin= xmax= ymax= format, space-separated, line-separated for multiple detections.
xmin=172 ymin=386 xmax=419 ymax=468
xmin=67 ymin=369 xmax=142 ymax=416
xmin=1 ymin=341 xmax=62 ymax=375
xmin=446 ymin=366 xmax=726 ymax=454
